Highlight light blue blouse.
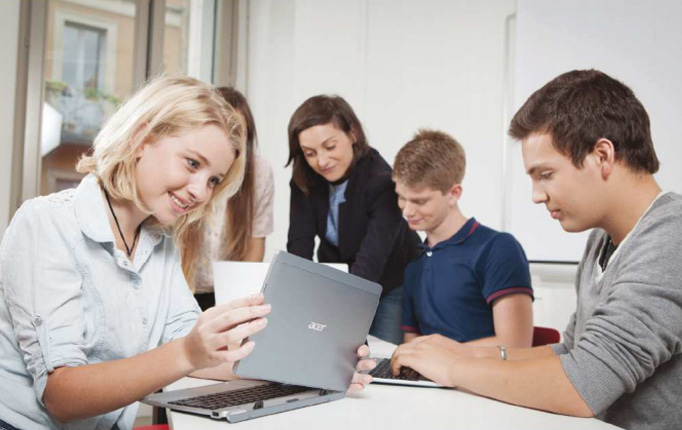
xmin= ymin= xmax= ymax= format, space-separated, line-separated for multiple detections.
xmin=325 ymin=180 xmax=348 ymax=247
xmin=0 ymin=175 xmax=200 ymax=430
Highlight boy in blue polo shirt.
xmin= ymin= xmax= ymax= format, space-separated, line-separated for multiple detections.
xmin=392 ymin=130 xmax=534 ymax=347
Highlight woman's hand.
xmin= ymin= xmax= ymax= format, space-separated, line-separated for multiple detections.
xmin=348 ymin=344 xmax=375 ymax=392
xmin=181 ymin=293 xmax=271 ymax=372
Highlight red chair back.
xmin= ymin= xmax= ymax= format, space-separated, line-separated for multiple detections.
xmin=532 ymin=326 xmax=560 ymax=347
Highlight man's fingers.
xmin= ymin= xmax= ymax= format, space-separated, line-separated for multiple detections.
xmin=390 ymin=346 xmax=419 ymax=375
xmin=409 ymin=335 xmax=429 ymax=345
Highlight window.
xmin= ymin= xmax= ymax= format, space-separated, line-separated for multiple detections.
xmin=19 ymin=0 xmax=224 ymax=199
xmin=62 ymin=21 xmax=106 ymax=92
xmin=40 ymin=0 xmax=136 ymax=194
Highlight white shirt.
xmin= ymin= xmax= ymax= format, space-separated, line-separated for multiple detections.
xmin=0 ymin=174 xmax=200 ymax=430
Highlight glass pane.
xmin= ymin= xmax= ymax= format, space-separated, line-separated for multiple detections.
xmin=163 ymin=0 xmax=214 ymax=82
xmin=41 ymin=0 xmax=138 ymax=196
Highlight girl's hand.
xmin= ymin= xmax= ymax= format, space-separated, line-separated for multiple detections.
xmin=181 ymin=293 xmax=271 ymax=372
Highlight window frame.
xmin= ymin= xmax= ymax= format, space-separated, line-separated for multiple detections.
xmin=18 ymin=0 xmax=154 ymax=203
xmin=13 ymin=0 xmax=237 ymax=213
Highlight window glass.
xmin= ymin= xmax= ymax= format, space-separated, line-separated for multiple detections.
xmin=62 ymin=22 xmax=105 ymax=91
xmin=41 ymin=0 xmax=137 ymax=195
xmin=36 ymin=0 xmax=217 ymax=196
xmin=163 ymin=0 xmax=215 ymax=82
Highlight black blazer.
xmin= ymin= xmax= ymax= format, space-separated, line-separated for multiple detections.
xmin=287 ymin=148 xmax=420 ymax=296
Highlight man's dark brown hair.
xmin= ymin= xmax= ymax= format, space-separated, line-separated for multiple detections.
xmin=508 ymin=69 xmax=659 ymax=173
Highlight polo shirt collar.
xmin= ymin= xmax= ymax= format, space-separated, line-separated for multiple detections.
xmin=419 ymin=217 xmax=480 ymax=251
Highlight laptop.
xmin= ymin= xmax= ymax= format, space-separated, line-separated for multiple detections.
xmin=142 ymin=251 xmax=380 ymax=423
xmin=368 ymin=357 xmax=443 ymax=388
xmin=362 ymin=335 xmax=444 ymax=388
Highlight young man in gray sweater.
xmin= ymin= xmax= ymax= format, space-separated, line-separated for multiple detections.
xmin=390 ymin=69 xmax=681 ymax=430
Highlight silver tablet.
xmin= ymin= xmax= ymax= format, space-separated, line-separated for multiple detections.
xmin=233 ymin=251 xmax=382 ymax=392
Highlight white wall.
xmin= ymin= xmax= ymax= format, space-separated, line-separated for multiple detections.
xmin=246 ymin=0 xmax=516 ymax=260
xmin=508 ymin=0 xmax=682 ymax=262
xmin=0 ymin=1 xmax=21 ymax=242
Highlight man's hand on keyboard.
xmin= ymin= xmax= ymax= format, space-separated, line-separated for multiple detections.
xmin=389 ymin=338 xmax=458 ymax=387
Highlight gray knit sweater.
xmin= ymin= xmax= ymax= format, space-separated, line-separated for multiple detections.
xmin=552 ymin=192 xmax=682 ymax=430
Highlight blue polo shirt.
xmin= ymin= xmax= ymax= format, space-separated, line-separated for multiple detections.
xmin=401 ymin=217 xmax=532 ymax=342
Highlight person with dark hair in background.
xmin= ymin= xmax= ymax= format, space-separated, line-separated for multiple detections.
xmin=189 ymin=87 xmax=275 ymax=311
xmin=390 ymin=69 xmax=682 ymax=430
xmin=286 ymin=95 xmax=420 ymax=345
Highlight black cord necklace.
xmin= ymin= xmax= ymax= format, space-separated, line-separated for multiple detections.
xmin=104 ymin=189 xmax=142 ymax=257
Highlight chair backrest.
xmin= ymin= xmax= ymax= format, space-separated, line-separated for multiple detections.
xmin=532 ymin=326 xmax=560 ymax=347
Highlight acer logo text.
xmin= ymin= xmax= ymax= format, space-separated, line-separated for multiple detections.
xmin=308 ymin=322 xmax=327 ymax=332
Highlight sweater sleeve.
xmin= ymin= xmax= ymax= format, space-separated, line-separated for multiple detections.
xmin=558 ymin=207 xmax=682 ymax=415
xmin=552 ymin=231 xmax=598 ymax=355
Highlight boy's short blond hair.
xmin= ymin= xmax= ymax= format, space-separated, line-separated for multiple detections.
xmin=392 ymin=129 xmax=466 ymax=193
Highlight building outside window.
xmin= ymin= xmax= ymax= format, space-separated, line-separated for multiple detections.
xmin=37 ymin=0 xmax=214 ymax=195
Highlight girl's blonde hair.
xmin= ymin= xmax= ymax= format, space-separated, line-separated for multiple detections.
xmin=77 ymin=75 xmax=246 ymax=286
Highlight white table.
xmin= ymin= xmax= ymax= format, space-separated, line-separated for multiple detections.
xmin=165 ymin=337 xmax=621 ymax=430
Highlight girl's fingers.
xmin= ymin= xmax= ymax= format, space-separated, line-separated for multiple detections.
xmin=210 ymin=317 xmax=268 ymax=349
xmin=203 ymin=293 xmax=265 ymax=319
xmin=214 ymin=340 xmax=256 ymax=363
xmin=204 ymin=303 xmax=271 ymax=334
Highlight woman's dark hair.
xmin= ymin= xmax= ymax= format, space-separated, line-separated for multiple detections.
xmin=509 ymin=69 xmax=659 ymax=173
xmin=286 ymin=95 xmax=370 ymax=195
xmin=217 ymin=87 xmax=258 ymax=261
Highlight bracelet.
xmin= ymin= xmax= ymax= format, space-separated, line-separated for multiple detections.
xmin=497 ymin=345 xmax=507 ymax=361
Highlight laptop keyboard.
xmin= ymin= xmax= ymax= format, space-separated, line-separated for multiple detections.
xmin=168 ymin=383 xmax=314 ymax=410
xmin=370 ymin=358 xmax=428 ymax=381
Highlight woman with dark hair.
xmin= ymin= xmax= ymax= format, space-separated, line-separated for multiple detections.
xmin=286 ymin=95 xmax=420 ymax=344
xmin=189 ymin=87 xmax=275 ymax=311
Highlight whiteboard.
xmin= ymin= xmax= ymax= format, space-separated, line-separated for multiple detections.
xmin=508 ymin=0 xmax=682 ymax=262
